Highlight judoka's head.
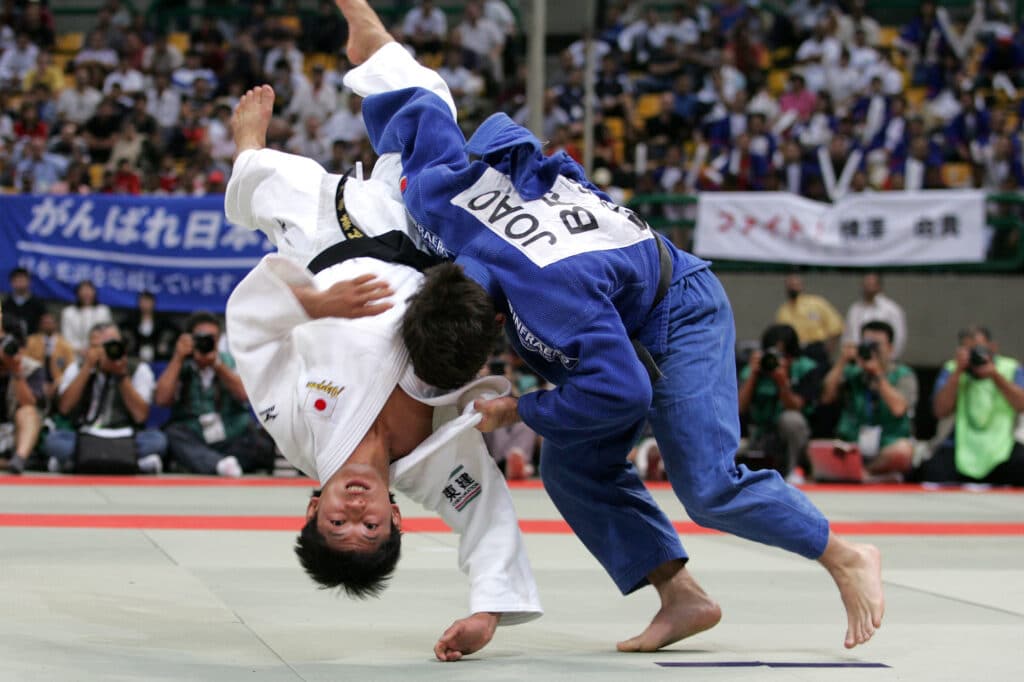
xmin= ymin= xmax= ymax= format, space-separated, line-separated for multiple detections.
xmin=402 ymin=263 xmax=502 ymax=391
xmin=295 ymin=470 xmax=402 ymax=598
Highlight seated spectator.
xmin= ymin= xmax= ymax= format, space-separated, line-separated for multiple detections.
xmin=57 ymin=66 xmax=103 ymax=128
xmin=437 ymin=47 xmax=485 ymax=113
xmin=61 ymin=279 xmax=113 ymax=358
xmin=480 ymin=356 xmax=537 ymax=480
xmin=15 ymin=0 xmax=55 ymax=49
xmin=454 ymin=0 xmax=505 ymax=83
xmin=110 ymin=158 xmax=141 ymax=194
xmin=75 ymin=31 xmax=119 ymax=71
xmin=843 ymin=272 xmax=908 ymax=360
xmin=3 ymin=267 xmax=46 ymax=334
xmin=46 ymin=322 xmax=166 ymax=474
xmin=82 ymin=97 xmax=122 ymax=164
xmin=103 ymin=54 xmax=145 ymax=96
xmin=13 ymin=101 xmax=48 ymax=141
xmin=286 ymin=115 xmax=330 ymax=166
xmin=594 ymin=54 xmax=634 ymax=120
xmin=401 ymin=0 xmax=447 ymax=54
xmin=154 ymin=313 xmax=272 ymax=477
xmin=172 ymin=51 xmax=219 ymax=99
xmin=142 ymin=32 xmax=184 ymax=75
xmin=775 ymin=273 xmax=844 ymax=364
xmin=146 ymin=71 xmax=182 ymax=140
xmin=897 ymin=0 xmax=953 ymax=86
xmin=778 ymin=73 xmax=817 ymax=124
xmin=946 ymin=89 xmax=991 ymax=163
xmin=262 ymin=29 xmax=304 ymax=79
xmin=820 ymin=321 xmax=916 ymax=478
xmin=21 ymin=49 xmax=63 ymax=93
xmin=24 ymin=311 xmax=75 ymax=405
xmin=304 ymin=0 xmax=348 ymax=54
xmin=980 ymin=134 xmax=1024 ymax=191
xmin=15 ymin=136 xmax=66 ymax=193
xmin=0 ymin=306 xmax=44 ymax=475
xmin=738 ymin=324 xmax=820 ymax=481
xmin=920 ymin=326 xmax=1024 ymax=486
xmin=0 ymin=31 xmax=39 ymax=88
xmin=321 ymin=92 xmax=366 ymax=145
xmin=836 ymin=0 xmax=880 ymax=48
xmin=300 ymin=64 xmax=340 ymax=125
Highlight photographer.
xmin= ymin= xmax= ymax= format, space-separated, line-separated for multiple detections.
xmin=46 ymin=322 xmax=167 ymax=473
xmin=738 ymin=324 xmax=820 ymax=480
xmin=0 ymin=305 xmax=44 ymax=475
xmin=154 ymin=312 xmax=271 ymax=477
xmin=821 ymin=320 xmax=916 ymax=478
xmin=922 ymin=326 xmax=1024 ymax=486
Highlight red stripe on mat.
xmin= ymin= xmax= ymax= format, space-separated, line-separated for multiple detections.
xmin=0 ymin=513 xmax=1022 ymax=535
xmin=0 ymin=476 xmax=1021 ymax=494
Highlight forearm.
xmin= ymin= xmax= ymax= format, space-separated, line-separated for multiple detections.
xmin=876 ymin=377 xmax=908 ymax=417
xmin=933 ymin=371 xmax=961 ymax=419
xmin=737 ymin=374 xmax=757 ymax=413
xmin=993 ymin=373 xmax=1024 ymax=412
xmin=59 ymin=366 xmax=93 ymax=414
xmin=117 ymin=377 xmax=150 ymax=424
xmin=215 ymin=364 xmax=249 ymax=403
xmin=777 ymin=383 xmax=805 ymax=411
xmin=153 ymin=357 xmax=183 ymax=407
xmin=821 ymin=365 xmax=845 ymax=404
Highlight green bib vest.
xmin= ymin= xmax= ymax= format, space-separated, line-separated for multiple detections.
xmin=945 ymin=356 xmax=1020 ymax=479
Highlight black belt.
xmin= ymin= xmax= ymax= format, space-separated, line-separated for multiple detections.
xmin=307 ymin=229 xmax=444 ymax=274
xmin=631 ymin=235 xmax=674 ymax=385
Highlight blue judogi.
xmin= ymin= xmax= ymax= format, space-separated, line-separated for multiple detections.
xmin=364 ymin=88 xmax=830 ymax=593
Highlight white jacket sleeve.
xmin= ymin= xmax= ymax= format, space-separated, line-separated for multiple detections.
xmin=392 ymin=409 xmax=543 ymax=626
xmin=343 ymin=41 xmax=457 ymax=119
xmin=226 ymin=255 xmax=317 ymax=478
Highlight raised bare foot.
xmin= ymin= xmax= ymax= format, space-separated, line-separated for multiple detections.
xmin=231 ymin=85 xmax=275 ymax=156
xmin=334 ymin=0 xmax=395 ymax=65
xmin=616 ymin=563 xmax=722 ymax=652
xmin=820 ymin=536 xmax=885 ymax=649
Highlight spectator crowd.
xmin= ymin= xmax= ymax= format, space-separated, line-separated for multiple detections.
xmin=1 ymin=1 xmax=1023 ymax=486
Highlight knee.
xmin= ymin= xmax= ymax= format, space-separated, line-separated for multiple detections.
xmin=777 ymin=410 xmax=809 ymax=439
xmin=677 ymin=468 xmax=742 ymax=526
xmin=136 ymin=430 xmax=168 ymax=456
xmin=43 ymin=430 xmax=77 ymax=460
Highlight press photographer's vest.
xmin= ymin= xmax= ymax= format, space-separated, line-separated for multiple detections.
xmin=945 ymin=356 xmax=1020 ymax=479
xmin=70 ymin=359 xmax=142 ymax=430
xmin=836 ymin=363 xmax=913 ymax=447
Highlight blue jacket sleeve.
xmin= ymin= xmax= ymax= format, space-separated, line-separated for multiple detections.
xmin=362 ymin=87 xmax=471 ymax=227
xmin=516 ymin=307 xmax=653 ymax=447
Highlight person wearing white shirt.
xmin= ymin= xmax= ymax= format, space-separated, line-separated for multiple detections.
xmin=286 ymin=114 xmax=331 ymax=165
xmin=224 ymin=49 xmax=541 ymax=657
xmin=402 ymin=0 xmax=447 ymax=52
xmin=321 ymin=92 xmax=367 ymax=143
xmin=142 ymin=34 xmax=184 ymax=74
xmin=74 ymin=32 xmax=118 ymax=70
xmin=60 ymin=281 xmax=114 ymax=358
xmin=102 ymin=58 xmax=145 ymax=95
xmin=0 ymin=33 xmax=39 ymax=87
xmin=262 ymin=37 xmax=305 ymax=82
xmin=56 ymin=70 xmax=103 ymax=126
xmin=843 ymin=272 xmax=908 ymax=360
xmin=146 ymin=72 xmax=183 ymax=132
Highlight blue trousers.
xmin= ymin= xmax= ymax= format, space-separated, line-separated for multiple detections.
xmin=540 ymin=267 xmax=831 ymax=594
xmin=43 ymin=429 xmax=168 ymax=466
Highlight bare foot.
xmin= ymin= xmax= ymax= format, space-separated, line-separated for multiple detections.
xmin=333 ymin=0 xmax=395 ymax=65
xmin=616 ymin=562 xmax=722 ymax=652
xmin=819 ymin=535 xmax=885 ymax=649
xmin=231 ymin=85 xmax=275 ymax=156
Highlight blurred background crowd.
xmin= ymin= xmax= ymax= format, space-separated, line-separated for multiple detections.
xmin=1 ymin=0 xmax=1023 ymax=488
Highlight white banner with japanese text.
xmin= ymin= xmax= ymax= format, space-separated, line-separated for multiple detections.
xmin=693 ymin=191 xmax=988 ymax=265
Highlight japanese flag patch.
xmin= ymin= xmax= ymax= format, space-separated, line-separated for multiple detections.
xmin=304 ymin=379 xmax=345 ymax=418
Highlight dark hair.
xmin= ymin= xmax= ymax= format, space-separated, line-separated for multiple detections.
xmin=75 ymin=279 xmax=97 ymax=307
xmin=138 ymin=290 xmax=155 ymax=302
xmin=402 ymin=263 xmax=501 ymax=390
xmin=861 ymin=320 xmax=895 ymax=344
xmin=958 ymin=325 xmax=993 ymax=343
xmin=186 ymin=311 xmax=220 ymax=333
xmin=294 ymin=513 xmax=402 ymax=599
xmin=761 ymin=324 xmax=801 ymax=358
xmin=9 ymin=267 xmax=29 ymax=281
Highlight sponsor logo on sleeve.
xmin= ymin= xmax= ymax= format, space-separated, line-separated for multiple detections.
xmin=442 ymin=465 xmax=482 ymax=512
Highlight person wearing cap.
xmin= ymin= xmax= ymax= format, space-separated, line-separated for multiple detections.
xmin=336 ymin=0 xmax=885 ymax=654
xmin=222 ymin=46 xmax=541 ymax=659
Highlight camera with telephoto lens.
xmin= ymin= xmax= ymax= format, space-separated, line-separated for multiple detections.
xmin=857 ymin=340 xmax=879 ymax=362
xmin=488 ymin=360 xmax=507 ymax=376
xmin=103 ymin=339 xmax=126 ymax=361
xmin=192 ymin=332 xmax=216 ymax=355
xmin=759 ymin=349 xmax=782 ymax=373
xmin=969 ymin=345 xmax=992 ymax=374
xmin=1 ymin=335 xmax=20 ymax=357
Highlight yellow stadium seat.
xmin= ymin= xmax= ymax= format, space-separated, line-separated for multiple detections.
xmin=878 ymin=26 xmax=899 ymax=48
xmin=604 ymin=116 xmax=625 ymax=141
xmin=55 ymin=32 xmax=83 ymax=54
xmin=420 ymin=52 xmax=443 ymax=69
xmin=941 ymin=162 xmax=974 ymax=189
xmin=768 ymin=69 xmax=789 ymax=96
xmin=635 ymin=93 xmax=663 ymax=120
xmin=88 ymin=164 xmax=105 ymax=188
xmin=168 ymin=32 xmax=190 ymax=53
xmin=905 ymin=86 xmax=927 ymax=109
xmin=304 ymin=52 xmax=338 ymax=76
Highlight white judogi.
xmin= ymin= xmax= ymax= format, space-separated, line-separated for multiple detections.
xmin=224 ymin=44 xmax=541 ymax=624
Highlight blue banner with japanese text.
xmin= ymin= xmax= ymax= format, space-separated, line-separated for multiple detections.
xmin=0 ymin=194 xmax=271 ymax=312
